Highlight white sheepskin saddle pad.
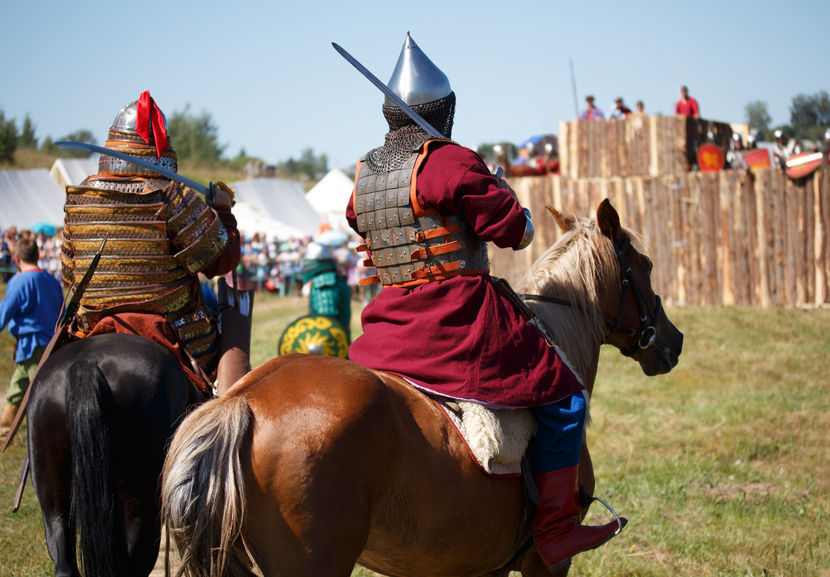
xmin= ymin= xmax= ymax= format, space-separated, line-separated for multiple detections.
xmin=437 ymin=399 xmax=538 ymax=477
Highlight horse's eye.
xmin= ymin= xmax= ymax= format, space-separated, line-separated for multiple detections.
xmin=641 ymin=256 xmax=653 ymax=274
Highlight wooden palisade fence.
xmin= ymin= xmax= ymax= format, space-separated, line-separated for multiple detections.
xmin=490 ymin=165 xmax=829 ymax=308
xmin=558 ymin=116 xmax=734 ymax=179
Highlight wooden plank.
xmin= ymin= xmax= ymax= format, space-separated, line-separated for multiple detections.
xmin=772 ymin=170 xmax=787 ymax=305
xmin=823 ymin=167 xmax=830 ymax=304
xmin=719 ymin=171 xmax=735 ymax=305
xmin=803 ymin=175 xmax=815 ymax=305
xmin=558 ymin=121 xmax=570 ymax=179
xmin=649 ymin=175 xmax=668 ymax=299
xmin=689 ymin=173 xmax=704 ymax=305
xmin=743 ymin=170 xmax=760 ymax=306
xmin=649 ymin=116 xmax=659 ymax=176
xmin=816 ymin=168 xmax=828 ymax=304
xmin=704 ymin=173 xmax=721 ymax=305
xmin=781 ymin=173 xmax=798 ymax=307
xmin=672 ymin=175 xmax=689 ymax=306
xmin=738 ymin=170 xmax=755 ymax=305
xmin=754 ymin=170 xmax=771 ymax=307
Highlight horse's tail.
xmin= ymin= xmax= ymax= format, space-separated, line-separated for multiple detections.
xmin=161 ymin=394 xmax=253 ymax=577
xmin=66 ymin=360 xmax=126 ymax=577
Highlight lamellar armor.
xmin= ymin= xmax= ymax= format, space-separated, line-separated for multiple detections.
xmin=354 ymin=140 xmax=489 ymax=287
xmin=61 ymin=93 xmax=230 ymax=377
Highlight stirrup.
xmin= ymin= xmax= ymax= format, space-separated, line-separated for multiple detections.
xmin=587 ymin=495 xmax=624 ymax=535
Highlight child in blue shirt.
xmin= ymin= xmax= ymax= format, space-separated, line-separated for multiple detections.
xmin=0 ymin=236 xmax=64 ymax=441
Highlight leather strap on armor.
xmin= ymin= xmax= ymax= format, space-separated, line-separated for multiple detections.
xmin=352 ymin=139 xmax=490 ymax=287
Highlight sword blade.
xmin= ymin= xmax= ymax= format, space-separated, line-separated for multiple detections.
xmin=332 ymin=42 xmax=443 ymax=139
xmin=55 ymin=141 xmax=210 ymax=197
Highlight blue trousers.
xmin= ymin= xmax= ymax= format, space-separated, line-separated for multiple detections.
xmin=529 ymin=393 xmax=587 ymax=474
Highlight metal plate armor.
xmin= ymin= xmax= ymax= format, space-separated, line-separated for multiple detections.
xmin=353 ymin=141 xmax=489 ymax=287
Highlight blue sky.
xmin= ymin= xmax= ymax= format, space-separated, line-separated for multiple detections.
xmin=2 ymin=0 xmax=826 ymax=170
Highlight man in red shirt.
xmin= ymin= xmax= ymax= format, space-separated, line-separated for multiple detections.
xmin=675 ymin=85 xmax=700 ymax=117
xmin=345 ymin=33 xmax=625 ymax=571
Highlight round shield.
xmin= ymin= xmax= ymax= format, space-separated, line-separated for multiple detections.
xmin=785 ymin=151 xmax=825 ymax=180
xmin=277 ymin=314 xmax=349 ymax=358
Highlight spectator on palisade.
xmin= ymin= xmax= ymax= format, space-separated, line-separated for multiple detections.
xmin=608 ymin=97 xmax=632 ymax=119
xmin=579 ymin=95 xmax=604 ymax=120
xmin=675 ymin=85 xmax=700 ymax=117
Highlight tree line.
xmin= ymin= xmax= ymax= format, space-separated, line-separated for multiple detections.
xmin=743 ymin=91 xmax=829 ymax=143
xmin=2 ymin=91 xmax=828 ymax=171
xmin=0 ymin=106 xmax=328 ymax=181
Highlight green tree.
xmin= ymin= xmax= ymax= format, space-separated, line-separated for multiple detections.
xmin=744 ymin=101 xmax=772 ymax=136
xmin=168 ymin=105 xmax=225 ymax=165
xmin=789 ymin=91 xmax=830 ymax=142
xmin=277 ymin=147 xmax=328 ymax=180
xmin=40 ymin=135 xmax=59 ymax=155
xmin=57 ymin=129 xmax=97 ymax=158
xmin=18 ymin=114 xmax=38 ymax=149
xmin=0 ymin=110 xmax=19 ymax=163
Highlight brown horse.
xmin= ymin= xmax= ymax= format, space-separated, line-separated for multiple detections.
xmin=161 ymin=199 xmax=683 ymax=577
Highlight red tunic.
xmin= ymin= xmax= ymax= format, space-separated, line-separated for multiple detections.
xmin=346 ymin=144 xmax=584 ymax=408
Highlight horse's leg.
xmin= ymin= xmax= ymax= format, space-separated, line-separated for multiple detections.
xmin=120 ymin=491 xmax=162 ymax=577
xmin=118 ymin=364 xmax=193 ymax=577
xmin=29 ymin=407 xmax=80 ymax=577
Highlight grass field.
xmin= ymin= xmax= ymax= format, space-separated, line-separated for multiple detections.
xmin=1 ymin=291 xmax=828 ymax=576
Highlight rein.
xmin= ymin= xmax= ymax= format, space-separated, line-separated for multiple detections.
xmin=520 ymin=234 xmax=662 ymax=357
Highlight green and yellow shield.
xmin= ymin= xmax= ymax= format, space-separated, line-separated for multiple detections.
xmin=277 ymin=314 xmax=349 ymax=359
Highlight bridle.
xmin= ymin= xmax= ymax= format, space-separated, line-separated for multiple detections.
xmin=603 ymin=235 xmax=662 ymax=356
xmin=520 ymin=234 xmax=662 ymax=357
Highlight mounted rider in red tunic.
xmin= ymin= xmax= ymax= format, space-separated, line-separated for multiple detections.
xmin=60 ymin=92 xmax=242 ymax=396
xmin=345 ymin=33 xmax=626 ymax=571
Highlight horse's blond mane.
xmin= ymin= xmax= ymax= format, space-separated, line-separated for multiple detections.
xmin=517 ymin=214 xmax=643 ymax=387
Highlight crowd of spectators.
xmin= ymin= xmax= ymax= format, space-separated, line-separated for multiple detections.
xmin=1 ymin=225 xmax=379 ymax=305
xmin=1 ymin=227 xmax=63 ymax=284
xmin=232 ymin=231 xmax=379 ymax=303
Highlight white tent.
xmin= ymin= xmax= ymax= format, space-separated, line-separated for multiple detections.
xmin=231 ymin=201 xmax=307 ymax=240
xmin=228 ymin=177 xmax=321 ymax=239
xmin=49 ymin=157 xmax=98 ymax=188
xmin=0 ymin=169 xmax=66 ymax=229
xmin=305 ymin=168 xmax=354 ymax=231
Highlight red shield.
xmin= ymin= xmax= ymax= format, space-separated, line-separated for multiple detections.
xmin=697 ymin=143 xmax=724 ymax=172
xmin=785 ymin=152 xmax=825 ymax=180
xmin=743 ymin=149 xmax=771 ymax=170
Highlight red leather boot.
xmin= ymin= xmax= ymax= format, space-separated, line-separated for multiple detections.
xmin=532 ymin=466 xmax=627 ymax=570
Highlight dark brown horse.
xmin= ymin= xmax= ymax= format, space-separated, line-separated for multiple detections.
xmin=27 ymin=333 xmax=204 ymax=577
xmin=161 ymin=199 xmax=683 ymax=577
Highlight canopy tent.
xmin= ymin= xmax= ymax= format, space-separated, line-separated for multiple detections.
xmin=0 ymin=169 xmax=66 ymax=230
xmin=228 ymin=177 xmax=321 ymax=240
xmin=49 ymin=157 xmax=98 ymax=188
xmin=231 ymin=202 xmax=308 ymax=240
xmin=305 ymin=168 xmax=354 ymax=231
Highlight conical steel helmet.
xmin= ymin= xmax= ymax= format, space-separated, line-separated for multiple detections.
xmin=385 ymin=32 xmax=452 ymax=107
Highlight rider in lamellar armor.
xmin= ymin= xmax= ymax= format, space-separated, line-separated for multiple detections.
xmin=61 ymin=92 xmax=241 ymax=395
xmin=345 ymin=34 xmax=624 ymax=571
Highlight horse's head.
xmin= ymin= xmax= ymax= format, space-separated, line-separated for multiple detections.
xmin=547 ymin=199 xmax=683 ymax=376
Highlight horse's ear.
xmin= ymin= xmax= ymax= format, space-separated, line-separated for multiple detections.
xmin=596 ymin=198 xmax=623 ymax=243
xmin=545 ymin=204 xmax=576 ymax=233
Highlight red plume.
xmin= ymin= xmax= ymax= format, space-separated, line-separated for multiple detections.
xmin=136 ymin=90 xmax=169 ymax=158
